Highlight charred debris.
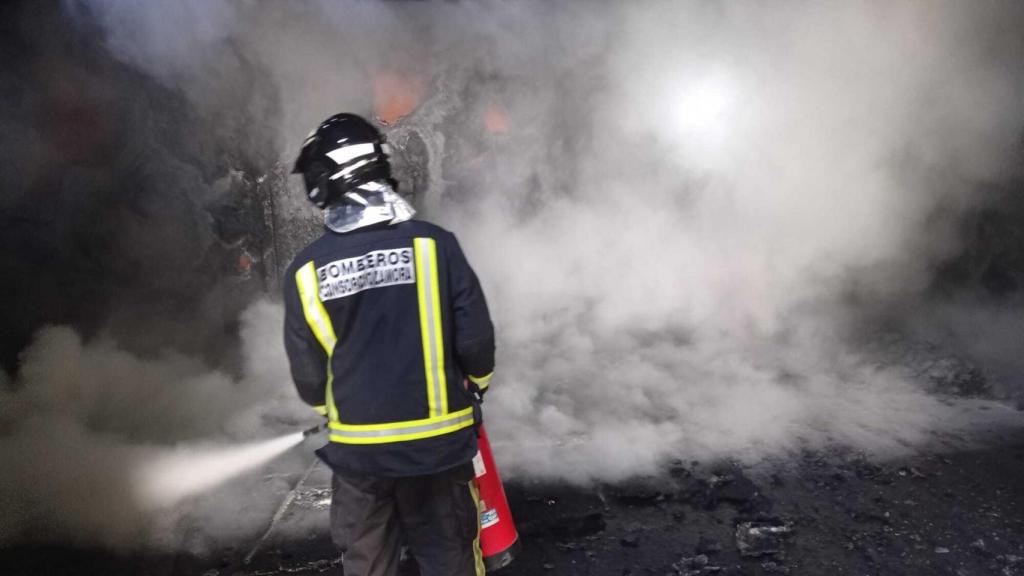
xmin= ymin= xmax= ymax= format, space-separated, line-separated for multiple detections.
xmin=4 ymin=427 xmax=1023 ymax=576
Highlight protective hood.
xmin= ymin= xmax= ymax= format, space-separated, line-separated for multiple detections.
xmin=324 ymin=180 xmax=415 ymax=234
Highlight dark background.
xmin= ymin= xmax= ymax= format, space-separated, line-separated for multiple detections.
xmin=0 ymin=0 xmax=287 ymax=373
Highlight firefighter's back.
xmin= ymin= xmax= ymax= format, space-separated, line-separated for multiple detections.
xmin=286 ymin=219 xmax=479 ymax=477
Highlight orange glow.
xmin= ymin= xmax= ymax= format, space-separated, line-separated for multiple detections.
xmin=372 ymin=72 xmax=424 ymax=125
xmin=483 ymin=100 xmax=508 ymax=134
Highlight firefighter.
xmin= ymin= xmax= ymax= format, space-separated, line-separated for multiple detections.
xmin=283 ymin=113 xmax=495 ymax=576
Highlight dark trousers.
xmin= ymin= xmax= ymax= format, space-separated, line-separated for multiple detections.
xmin=330 ymin=462 xmax=484 ymax=576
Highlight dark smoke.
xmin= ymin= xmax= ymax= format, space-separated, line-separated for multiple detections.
xmin=0 ymin=0 xmax=283 ymax=372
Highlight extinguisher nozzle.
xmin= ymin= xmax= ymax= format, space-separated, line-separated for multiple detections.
xmin=302 ymin=422 xmax=328 ymax=438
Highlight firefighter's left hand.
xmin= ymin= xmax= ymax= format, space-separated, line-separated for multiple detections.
xmin=466 ymin=378 xmax=487 ymax=403
xmin=470 ymin=382 xmax=486 ymax=403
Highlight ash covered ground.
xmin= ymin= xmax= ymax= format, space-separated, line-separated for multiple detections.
xmin=4 ymin=411 xmax=1024 ymax=576
xmin=4 ymin=337 xmax=1023 ymax=576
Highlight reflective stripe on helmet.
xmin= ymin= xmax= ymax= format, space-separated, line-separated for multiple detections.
xmin=415 ymin=237 xmax=448 ymax=418
xmin=328 ymin=407 xmax=474 ymax=445
xmin=295 ymin=261 xmax=340 ymax=423
xmin=325 ymin=142 xmax=377 ymax=166
xmin=330 ymin=158 xmax=373 ymax=180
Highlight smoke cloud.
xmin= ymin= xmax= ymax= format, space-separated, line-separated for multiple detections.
xmin=0 ymin=302 xmax=318 ymax=550
xmin=2 ymin=0 xmax=1023 ymax=550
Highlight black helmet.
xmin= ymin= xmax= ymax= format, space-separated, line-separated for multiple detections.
xmin=293 ymin=113 xmax=394 ymax=208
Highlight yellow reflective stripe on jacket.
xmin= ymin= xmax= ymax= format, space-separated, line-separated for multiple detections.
xmin=295 ymin=261 xmax=340 ymax=423
xmin=328 ymin=407 xmax=474 ymax=445
xmin=312 ymin=405 xmax=329 ymax=417
xmin=414 ymin=238 xmax=448 ymax=417
xmin=468 ymin=371 xmax=492 ymax=391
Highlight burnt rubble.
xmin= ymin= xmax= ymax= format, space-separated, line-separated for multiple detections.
xmin=734 ymin=520 xmax=794 ymax=558
xmin=865 ymin=334 xmax=992 ymax=399
xmin=481 ymin=432 xmax=1022 ymax=576
xmin=2 ymin=430 xmax=1024 ymax=575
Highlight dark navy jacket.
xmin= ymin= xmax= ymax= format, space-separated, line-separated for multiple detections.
xmin=283 ymin=219 xmax=495 ymax=477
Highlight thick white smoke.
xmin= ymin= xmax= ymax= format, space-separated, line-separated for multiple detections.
xmin=0 ymin=302 xmax=318 ymax=550
xmin=4 ymin=0 xmax=1022 ymax=548
xmin=452 ymin=1 xmax=1024 ymax=480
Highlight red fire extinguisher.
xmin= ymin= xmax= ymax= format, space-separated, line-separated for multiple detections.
xmin=473 ymin=425 xmax=520 ymax=571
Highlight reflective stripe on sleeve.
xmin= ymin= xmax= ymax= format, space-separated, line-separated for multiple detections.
xmin=468 ymin=372 xmax=493 ymax=391
xmin=295 ymin=261 xmax=340 ymax=423
xmin=414 ymin=238 xmax=448 ymax=417
xmin=327 ymin=407 xmax=474 ymax=445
